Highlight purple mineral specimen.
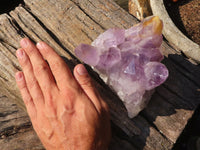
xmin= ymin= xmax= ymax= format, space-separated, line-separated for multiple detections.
xmin=75 ymin=16 xmax=169 ymax=118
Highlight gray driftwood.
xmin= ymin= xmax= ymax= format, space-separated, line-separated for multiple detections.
xmin=0 ymin=0 xmax=200 ymax=149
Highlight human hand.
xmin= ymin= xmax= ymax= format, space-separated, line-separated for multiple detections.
xmin=15 ymin=38 xmax=111 ymax=150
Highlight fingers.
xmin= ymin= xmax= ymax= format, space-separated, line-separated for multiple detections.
xmin=36 ymin=41 xmax=78 ymax=91
xmin=15 ymin=71 xmax=37 ymax=119
xmin=73 ymin=64 xmax=102 ymax=111
xmin=16 ymin=48 xmax=45 ymax=108
xmin=18 ymin=38 xmax=106 ymax=113
xmin=20 ymin=38 xmax=58 ymax=96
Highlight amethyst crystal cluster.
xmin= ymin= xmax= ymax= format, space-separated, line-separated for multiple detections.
xmin=75 ymin=16 xmax=169 ymax=118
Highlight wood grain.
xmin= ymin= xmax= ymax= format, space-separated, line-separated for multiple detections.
xmin=0 ymin=92 xmax=44 ymax=150
xmin=0 ymin=0 xmax=199 ymax=149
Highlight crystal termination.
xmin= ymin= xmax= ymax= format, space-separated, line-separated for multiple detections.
xmin=75 ymin=16 xmax=169 ymax=118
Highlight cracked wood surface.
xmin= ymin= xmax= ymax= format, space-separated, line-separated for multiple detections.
xmin=0 ymin=92 xmax=44 ymax=150
xmin=0 ymin=0 xmax=200 ymax=149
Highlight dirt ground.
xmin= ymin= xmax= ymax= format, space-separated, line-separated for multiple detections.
xmin=164 ymin=0 xmax=200 ymax=45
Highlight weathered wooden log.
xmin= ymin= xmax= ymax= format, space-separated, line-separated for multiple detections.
xmin=0 ymin=0 xmax=200 ymax=149
xmin=0 ymin=92 xmax=44 ymax=150
xmin=114 ymin=0 xmax=129 ymax=10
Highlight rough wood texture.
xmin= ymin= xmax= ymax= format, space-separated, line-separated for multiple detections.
xmin=0 ymin=0 xmax=200 ymax=149
xmin=114 ymin=0 xmax=129 ymax=10
xmin=0 ymin=92 xmax=44 ymax=150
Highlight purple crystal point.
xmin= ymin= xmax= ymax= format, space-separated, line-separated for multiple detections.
xmin=75 ymin=44 xmax=99 ymax=66
xmin=75 ymin=16 xmax=168 ymax=118
xmin=144 ymin=62 xmax=169 ymax=90
xmin=125 ymin=25 xmax=142 ymax=43
xmin=124 ymin=58 xmax=136 ymax=75
xmin=92 ymin=28 xmax=125 ymax=49
xmin=97 ymin=47 xmax=121 ymax=70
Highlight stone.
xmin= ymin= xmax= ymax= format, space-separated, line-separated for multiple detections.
xmin=75 ymin=16 xmax=169 ymax=118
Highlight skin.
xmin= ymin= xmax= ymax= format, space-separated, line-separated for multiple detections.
xmin=15 ymin=38 xmax=111 ymax=150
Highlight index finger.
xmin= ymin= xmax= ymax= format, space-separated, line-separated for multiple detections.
xmin=36 ymin=41 xmax=79 ymax=91
xmin=20 ymin=38 xmax=58 ymax=98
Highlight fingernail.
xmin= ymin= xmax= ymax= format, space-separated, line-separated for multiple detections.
xmin=20 ymin=38 xmax=28 ymax=47
xmin=16 ymin=49 xmax=24 ymax=59
xmin=15 ymin=72 xmax=23 ymax=81
xmin=77 ymin=65 xmax=88 ymax=76
xmin=36 ymin=42 xmax=43 ymax=49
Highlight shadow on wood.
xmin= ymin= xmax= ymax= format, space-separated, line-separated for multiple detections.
xmin=141 ymin=54 xmax=200 ymax=143
xmin=0 ymin=0 xmax=200 ymax=149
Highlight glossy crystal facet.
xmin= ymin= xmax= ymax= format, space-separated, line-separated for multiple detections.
xmin=75 ymin=16 xmax=169 ymax=118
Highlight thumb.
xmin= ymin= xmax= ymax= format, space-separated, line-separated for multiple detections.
xmin=74 ymin=64 xmax=101 ymax=109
